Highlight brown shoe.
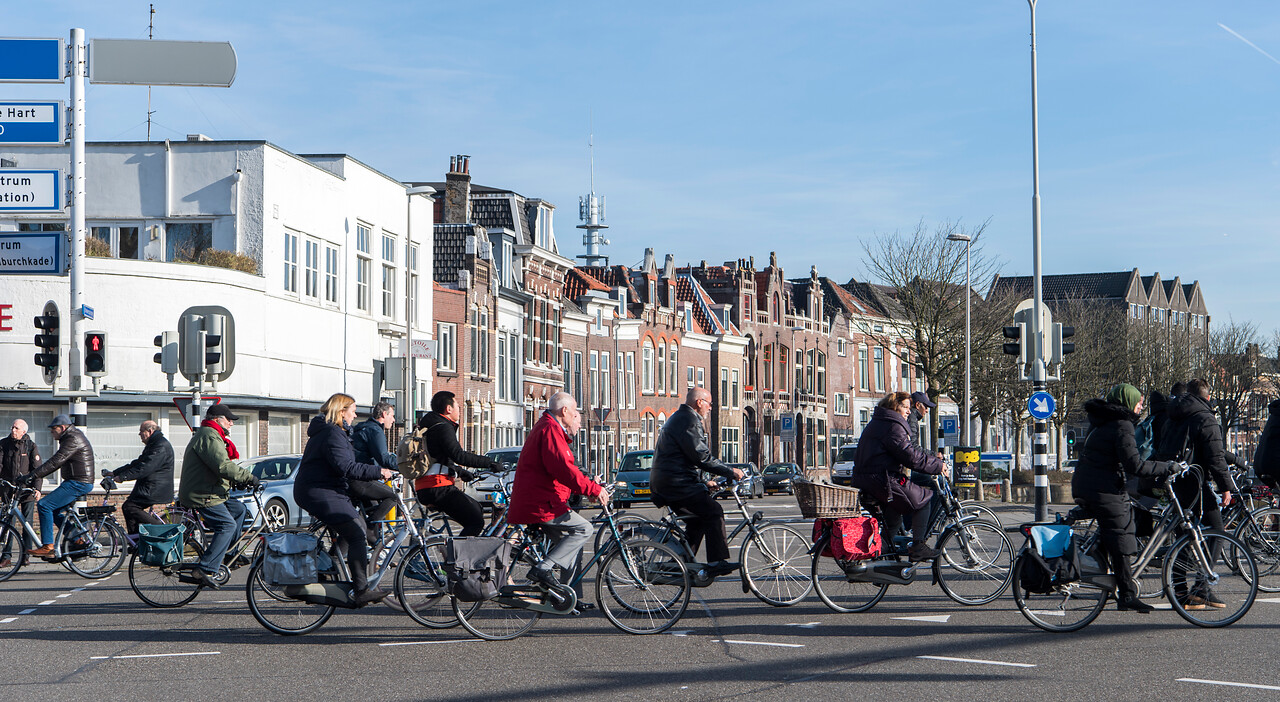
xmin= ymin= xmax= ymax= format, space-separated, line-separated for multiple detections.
xmin=0 ymin=557 xmax=10 ymax=569
xmin=26 ymin=544 xmax=55 ymax=558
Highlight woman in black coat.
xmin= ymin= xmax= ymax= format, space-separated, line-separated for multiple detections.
xmin=1071 ymin=384 xmax=1171 ymax=613
xmin=293 ymin=393 xmax=395 ymax=607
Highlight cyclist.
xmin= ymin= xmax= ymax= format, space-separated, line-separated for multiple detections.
xmin=349 ymin=401 xmax=398 ymax=542
xmin=178 ymin=405 xmax=259 ymax=589
xmin=412 ymin=391 xmax=500 ymax=537
xmin=101 ymin=420 xmax=174 ymax=537
xmin=1253 ymin=396 xmax=1280 ymax=492
xmin=20 ymin=415 xmax=94 ymax=560
xmin=850 ymin=392 xmax=948 ymax=562
xmin=1072 ymin=384 xmax=1171 ymax=613
xmin=651 ymin=387 xmax=743 ymax=577
xmin=508 ymin=392 xmax=607 ymax=601
xmin=1 ymin=419 xmax=41 ymax=565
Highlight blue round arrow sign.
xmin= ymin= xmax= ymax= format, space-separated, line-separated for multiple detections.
xmin=1027 ymin=391 xmax=1056 ymax=420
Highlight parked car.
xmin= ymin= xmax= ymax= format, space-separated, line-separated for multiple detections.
xmin=761 ymin=462 xmax=801 ymax=495
xmin=230 ymin=454 xmax=311 ymax=529
xmin=612 ymin=450 xmax=655 ymax=507
xmin=472 ymin=446 xmax=522 ymax=506
xmin=713 ymin=462 xmax=764 ymax=499
xmin=830 ymin=442 xmax=858 ymax=486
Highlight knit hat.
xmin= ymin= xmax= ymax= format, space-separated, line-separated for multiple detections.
xmin=1105 ymin=383 xmax=1143 ymax=413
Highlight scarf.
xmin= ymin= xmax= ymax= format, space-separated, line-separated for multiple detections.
xmin=201 ymin=418 xmax=240 ymax=460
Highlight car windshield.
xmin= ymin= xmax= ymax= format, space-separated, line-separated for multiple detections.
xmin=616 ymin=471 xmax=649 ymax=482
xmin=486 ymin=450 xmax=521 ymax=471
xmin=763 ymin=464 xmax=792 ymax=475
xmin=619 ymin=452 xmax=654 ymax=473
xmin=836 ymin=446 xmax=857 ymax=462
xmin=250 ymin=458 xmax=298 ymax=481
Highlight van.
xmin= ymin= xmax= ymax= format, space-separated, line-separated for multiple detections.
xmin=829 ymin=442 xmax=858 ymax=486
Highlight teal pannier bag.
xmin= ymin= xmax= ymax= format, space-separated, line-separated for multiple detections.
xmin=137 ymin=523 xmax=186 ymax=567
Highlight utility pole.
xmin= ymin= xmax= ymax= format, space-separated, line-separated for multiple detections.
xmin=1028 ymin=0 xmax=1049 ymax=520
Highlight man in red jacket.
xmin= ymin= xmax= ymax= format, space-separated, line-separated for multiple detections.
xmin=508 ymin=392 xmax=608 ymax=597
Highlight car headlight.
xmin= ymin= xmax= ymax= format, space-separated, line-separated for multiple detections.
xmin=779 ymin=477 xmax=791 ymax=484
xmin=614 ymin=481 xmax=627 ymax=489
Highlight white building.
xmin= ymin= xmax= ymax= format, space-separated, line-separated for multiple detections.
xmin=0 ymin=137 xmax=433 ymax=475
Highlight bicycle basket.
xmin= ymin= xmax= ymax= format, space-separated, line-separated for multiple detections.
xmin=261 ymin=531 xmax=321 ymax=586
xmin=137 ymin=523 xmax=186 ymax=567
xmin=793 ymin=479 xmax=860 ymax=519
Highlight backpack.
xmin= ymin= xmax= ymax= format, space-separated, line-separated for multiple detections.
xmin=396 ymin=425 xmax=435 ymax=480
xmin=1017 ymin=524 xmax=1081 ymax=595
xmin=812 ymin=517 xmax=881 ymax=561
xmin=445 ymin=536 xmax=512 ymax=602
xmin=1133 ymin=415 xmax=1155 ymax=460
xmin=1152 ymin=415 xmax=1192 ymax=463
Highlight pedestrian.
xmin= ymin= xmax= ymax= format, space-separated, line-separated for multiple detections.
xmin=412 ymin=391 xmax=499 ymax=537
xmin=21 ymin=415 xmax=95 ymax=559
xmin=101 ymin=420 xmax=174 ymax=536
xmin=0 ymin=419 xmax=41 ymax=565
xmin=348 ymin=401 xmax=398 ymax=533
xmin=178 ymin=405 xmax=258 ymax=589
xmin=1253 ymin=397 xmax=1280 ymax=491
xmin=293 ymin=393 xmax=396 ymax=607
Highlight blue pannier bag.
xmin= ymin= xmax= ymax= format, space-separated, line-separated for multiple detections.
xmin=137 ymin=523 xmax=185 ymax=567
xmin=262 ymin=531 xmax=321 ymax=586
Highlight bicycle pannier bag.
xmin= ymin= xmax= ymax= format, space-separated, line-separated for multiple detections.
xmin=262 ymin=531 xmax=321 ymax=586
xmin=1018 ymin=524 xmax=1080 ymax=594
xmin=445 ymin=536 xmax=512 ymax=602
xmin=812 ymin=517 xmax=881 ymax=561
xmin=396 ymin=426 xmax=436 ymax=480
xmin=137 ymin=523 xmax=185 ymax=567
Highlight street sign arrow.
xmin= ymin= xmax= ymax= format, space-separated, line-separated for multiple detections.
xmin=89 ymin=39 xmax=237 ymax=87
xmin=1027 ymin=391 xmax=1056 ymax=420
xmin=0 ymin=38 xmax=64 ymax=82
xmin=0 ymin=101 xmax=64 ymax=144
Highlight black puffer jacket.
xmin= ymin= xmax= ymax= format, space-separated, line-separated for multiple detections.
xmin=1157 ymin=393 xmax=1236 ymax=493
xmin=0 ymin=435 xmax=42 ymax=502
xmin=32 ymin=426 xmax=94 ymax=483
xmin=850 ymin=405 xmax=944 ymax=501
xmin=1253 ymin=398 xmax=1280 ymax=479
xmin=111 ymin=431 xmax=175 ymax=505
xmin=651 ymin=405 xmax=736 ymax=502
xmin=293 ymin=415 xmax=384 ymax=524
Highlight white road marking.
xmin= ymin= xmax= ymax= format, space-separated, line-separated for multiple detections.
xmin=37 ymin=600 xmax=56 ymax=606
xmin=713 ymin=639 xmax=805 ymax=648
xmin=0 ymin=617 xmax=16 ymax=623
xmin=1256 ymin=597 xmax=1280 ymax=604
xmin=19 ymin=608 xmax=35 ymax=615
xmin=919 ymin=655 xmax=1035 ymax=668
xmin=55 ymin=594 xmax=72 ymax=598
xmin=379 ymin=640 xmax=474 ymax=647
xmin=90 ymin=651 xmax=221 ymax=660
xmin=84 ymin=581 xmax=101 ymax=586
xmin=71 ymin=587 xmax=86 ymax=592
xmin=1025 ymin=610 xmax=1065 ymax=617
xmin=1179 ymin=678 xmax=1280 ymax=691
xmin=668 ymin=630 xmax=693 ymax=637
xmin=785 ymin=622 xmax=822 ymax=628
xmin=893 ymin=615 xmax=951 ymax=623
xmin=1152 ymin=603 xmax=1172 ymax=610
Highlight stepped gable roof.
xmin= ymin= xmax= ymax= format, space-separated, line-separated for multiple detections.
xmin=990 ymin=271 xmax=1135 ymax=300
xmin=564 ymin=267 xmax=612 ymax=300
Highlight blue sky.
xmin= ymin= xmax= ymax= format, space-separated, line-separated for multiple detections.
xmin=8 ymin=2 xmax=1280 ymax=334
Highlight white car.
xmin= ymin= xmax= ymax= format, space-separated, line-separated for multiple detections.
xmin=830 ymin=442 xmax=858 ymax=486
xmin=471 ymin=446 xmax=521 ymax=505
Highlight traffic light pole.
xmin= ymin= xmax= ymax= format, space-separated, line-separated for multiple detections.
xmin=1028 ymin=0 xmax=1049 ymax=521
xmin=67 ymin=28 xmax=89 ymax=426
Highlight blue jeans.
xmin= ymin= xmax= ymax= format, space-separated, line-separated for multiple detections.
xmin=196 ymin=499 xmax=247 ymax=575
xmin=36 ymin=480 xmax=93 ymax=546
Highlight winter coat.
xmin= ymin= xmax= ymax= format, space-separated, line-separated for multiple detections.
xmin=1156 ymin=393 xmax=1237 ymax=494
xmin=293 ymin=415 xmax=385 ymax=524
xmin=179 ymin=425 xmax=253 ymax=508
xmin=0 ymin=435 xmax=41 ymax=502
xmin=1148 ymin=390 xmax=1171 ymax=454
xmin=650 ymin=404 xmax=736 ymax=502
xmin=1253 ymin=397 xmax=1280 ymax=480
xmin=411 ymin=412 xmax=497 ymax=492
xmin=112 ymin=431 xmax=175 ymax=505
xmin=507 ymin=411 xmax=602 ymax=524
xmin=32 ymin=426 xmax=94 ymax=483
xmin=351 ymin=418 xmax=396 ymax=470
xmin=1072 ymin=399 xmax=1170 ymax=555
xmin=850 ymin=405 xmax=945 ymax=502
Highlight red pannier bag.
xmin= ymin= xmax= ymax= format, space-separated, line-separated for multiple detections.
xmin=812 ymin=517 xmax=881 ymax=560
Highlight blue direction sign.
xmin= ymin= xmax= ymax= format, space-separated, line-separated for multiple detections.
xmin=1028 ymin=391 xmax=1056 ymax=420
xmin=0 ymin=170 xmax=62 ymax=212
xmin=0 ymin=101 xmax=63 ymax=144
xmin=0 ymin=38 xmax=65 ymax=83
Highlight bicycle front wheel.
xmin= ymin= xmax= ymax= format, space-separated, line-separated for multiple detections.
xmin=0 ymin=522 xmax=24 ymax=582
xmin=1235 ymin=508 xmax=1280 ymax=593
xmin=245 ymin=559 xmax=337 ymax=636
xmin=128 ymin=538 xmax=204 ymax=608
xmin=740 ymin=523 xmax=812 ymax=606
xmin=454 ymin=559 xmax=541 ymax=641
xmin=597 ymin=539 xmax=690 ymax=635
xmin=934 ymin=520 xmax=1013 ymax=605
xmin=1164 ymin=529 xmax=1257 ymax=628
xmin=62 ymin=519 xmax=128 ymax=578
xmin=1011 ymin=552 xmax=1108 ymax=632
xmin=959 ymin=501 xmax=1002 ymax=527
xmin=811 ymin=545 xmax=888 ymax=613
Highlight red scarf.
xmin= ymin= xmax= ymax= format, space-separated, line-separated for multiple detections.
xmin=201 ymin=419 xmax=240 ymax=460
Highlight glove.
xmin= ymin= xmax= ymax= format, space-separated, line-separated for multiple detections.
xmin=488 ymin=459 xmax=503 ymax=472
xmin=239 ymin=475 xmax=261 ymax=489
xmin=14 ymin=473 xmax=34 ymax=488
xmin=453 ymin=467 xmax=476 ymax=483
xmin=100 ymin=477 xmax=117 ymax=491
xmin=101 ymin=469 xmax=114 ymax=478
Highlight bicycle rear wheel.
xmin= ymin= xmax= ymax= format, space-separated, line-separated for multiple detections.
xmin=396 ymin=538 xmax=478 ymax=628
xmin=62 ymin=519 xmax=128 ymax=578
xmin=811 ymin=542 xmax=888 ymax=613
xmin=129 ymin=538 xmax=204 ymax=608
xmin=1011 ymin=552 xmax=1108 ymax=632
xmin=959 ymin=501 xmax=1002 ymax=527
xmin=740 ymin=523 xmax=812 ymax=606
xmin=591 ymin=511 xmax=653 ymax=554
xmin=454 ymin=559 xmax=541 ymax=641
xmin=245 ymin=558 xmax=337 ymax=635
xmin=934 ymin=520 xmax=1013 ymax=605
xmin=1164 ymin=529 xmax=1257 ymax=628
xmin=0 ymin=522 xmax=23 ymax=582
xmin=597 ymin=539 xmax=690 ymax=635
xmin=1234 ymin=508 xmax=1280 ymax=593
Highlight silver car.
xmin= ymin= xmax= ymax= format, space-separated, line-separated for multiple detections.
xmin=471 ymin=446 xmax=521 ymax=505
xmin=230 ymin=454 xmax=311 ymax=529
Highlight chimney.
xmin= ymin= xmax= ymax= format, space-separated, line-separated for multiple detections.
xmin=643 ymin=248 xmax=655 ymax=273
xmin=663 ymin=254 xmax=675 ymax=280
xmin=444 ymin=154 xmax=471 ymax=225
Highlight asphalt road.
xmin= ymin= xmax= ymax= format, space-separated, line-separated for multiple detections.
xmin=3 ymin=495 xmax=1279 ymax=701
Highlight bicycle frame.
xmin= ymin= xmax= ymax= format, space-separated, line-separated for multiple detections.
xmin=1 ymin=478 xmax=118 ymax=561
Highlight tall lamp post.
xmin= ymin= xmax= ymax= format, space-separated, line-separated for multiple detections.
xmin=1028 ymin=0 xmax=1049 ymax=521
xmin=946 ymin=232 xmax=971 ymax=448
xmin=405 ymin=185 xmax=436 ymax=436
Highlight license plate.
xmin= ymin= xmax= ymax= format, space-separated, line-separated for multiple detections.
xmin=633 ymin=489 xmax=650 ymax=495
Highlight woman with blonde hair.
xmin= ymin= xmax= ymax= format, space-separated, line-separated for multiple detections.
xmin=293 ymin=393 xmax=396 ymax=607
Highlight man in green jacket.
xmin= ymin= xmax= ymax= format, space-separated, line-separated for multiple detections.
xmin=179 ymin=405 xmax=258 ymax=588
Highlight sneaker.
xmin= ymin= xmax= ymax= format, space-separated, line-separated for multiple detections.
xmin=706 ymin=560 xmax=741 ymax=577
xmin=353 ymin=588 xmax=389 ymax=608
xmin=907 ymin=544 xmax=940 ymax=562
xmin=1177 ymin=592 xmax=1206 ymax=611
xmin=1189 ymin=589 xmax=1226 ymax=609
xmin=178 ymin=569 xmax=220 ymax=590
xmin=528 ymin=565 xmax=559 ymax=589
xmin=1116 ymin=595 xmax=1155 ymax=613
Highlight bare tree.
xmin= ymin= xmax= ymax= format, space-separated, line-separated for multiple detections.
xmin=1206 ymin=318 xmax=1261 ymax=445
xmin=956 ymin=283 xmax=1020 ymax=450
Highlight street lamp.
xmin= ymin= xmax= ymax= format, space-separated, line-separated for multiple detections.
xmin=405 ymin=185 xmax=436 ymax=435
xmin=947 ymin=232 xmax=971 ymax=448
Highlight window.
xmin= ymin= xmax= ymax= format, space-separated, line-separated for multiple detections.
xmin=497 ymin=332 xmax=509 ymax=400
xmin=601 ymin=352 xmax=610 ymax=407
xmin=480 ymin=308 xmax=489 ymax=376
xmin=166 ymin=222 xmax=212 ymax=263
xmin=88 ymin=224 xmax=141 ymax=259
xmin=304 ymin=239 xmax=319 ymax=298
xmin=721 ymin=368 xmax=729 ymax=405
xmin=642 ymin=341 xmax=655 ymax=394
xmin=626 ymin=352 xmax=636 ymax=408
xmin=763 ymin=344 xmax=772 ymax=391
xmin=573 ymin=352 xmax=583 ymax=406
xmin=777 ymin=345 xmax=788 ymax=392
xmin=837 ymin=338 xmax=847 ymax=356
xmin=324 ymin=245 xmax=339 ymax=304
xmin=687 ymin=365 xmax=694 ymax=389
xmin=283 ymin=231 xmax=298 ymax=293
xmin=817 ymin=351 xmax=826 ymax=397
xmin=381 ymin=233 xmax=396 ymax=318
xmin=731 ymin=369 xmax=740 ymax=409
xmin=356 ymin=224 xmax=372 ymax=312
xmin=669 ymin=345 xmax=678 ymax=395
xmin=590 ymin=351 xmax=600 ymax=407
xmin=697 ymin=367 xmax=705 ymax=388
xmin=657 ymin=343 xmax=666 ymax=395
xmin=508 ymin=333 xmax=519 ymax=400
xmin=772 ymin=293 xmax=780 ymax=324
xmin=805 ymin=349 xmax=815 ymax=394
xmin=795 ymin=349 xmax=803 ymax=397
xmin=563 ymin=350 xmax=573 ymax=390
xmin=900 ymin=354 xmax=910 ymax=389
xmin=437 ymin=323 xmax=456 ymax=372
xmin=18 ymin=222 xmax=64 ymax=231
xmin=873 ymin=346 xmax=885 ymax=392
xmin=834 ymin=392 xmax=849 ymax=416
xmin=858 ymin=346 xmax=869 ymax=391
xmin=617 ymin=353 xmax=625 ymax=408
xmin=409 ymin=244 xmax=420 ymax=324
xmin=720 ymin=427 xmax=740 ymax=464
xmin=860 ymin=409 xmax=871 ymax=425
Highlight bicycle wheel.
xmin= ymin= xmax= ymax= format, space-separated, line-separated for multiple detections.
xmin=129 ymin=537 xmax=204 ymax=608
xmin=1235 ymin=508 xmax=1280 ymax=593
xmin=934 ymin=520 xmax=1013 ymax=605
xmin=245 ymin=558 xmax=337 ymax=636
xmin=396 ymin=539 xmax=478 ymax=628
xmin=591 ymin=511 xmax=648 ymax=554
xmin=811 ymin=546 xmax=889 ymax=613
xmin=1011 ymin=552 xmax=1108 ymax=632
xmin=454 ymin=558 xmax=542 ymax=641
xmin=959 ymin=501 xmax=1002 ymax=527
xmin=0 ymin=522 xmax=24 ymax=582
xmin=1164 ymin=529 xmax=1257 ymax=628
xmin=62 ymin=519 xmax=128 ymax=578
xmin=740 ymin=523 xmax=812 ymax=606
xmin=597 ymin=539 xmax=691 ymax=635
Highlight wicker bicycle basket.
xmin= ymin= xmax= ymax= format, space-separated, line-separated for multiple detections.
xmin=793 ymin=479 xmax=860 ymax=519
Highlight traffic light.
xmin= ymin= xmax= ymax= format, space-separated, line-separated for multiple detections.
xmin=153 ymin=331 xmax=178 ymax=375
xmin=1002 ymin=322 xmax=1028 ymax=365
xmin=1050 ymin=323 xmax=1076 ymax=365
xmin=203 ymin=313 xmax=227 ymax=377
xmin=178 ymin=313 xmax=206 ymax=380
xmin=83 ymin=331 xmax=108 ymax=377
xmin=1066 ymin=429 xmax=1076 ymax=457
xmin=1060 ymin=325 xmax=1075 ymax=355
xmin=33 ymin=300 xmax=60 ymax=385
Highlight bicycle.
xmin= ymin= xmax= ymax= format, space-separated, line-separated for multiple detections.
xmin=810 ymin=474 xmax=1013 ymax=613
xmin=1011 ymin=462 xmax=1258 ymax=632
xmin=1218 ymin=475 xmax=1280 ymax=593
xmin=0 ymin=478 xmax=128 ymax=581
xmin=453 ymin=491 xmax=691 ymax=640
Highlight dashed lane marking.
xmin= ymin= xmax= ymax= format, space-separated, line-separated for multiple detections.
xmin=713 ymin=639 xmax=805 ymax=648
xmin=668 ymin=630 xmax=693 ymax=636
xmin=1179 ymin=678 xmax=1280 ymax=691
xmin=785 ymin=622 xmax=822 ymax=628
xmin=0 ymin=617 xmax=16 ymax=623
xmin=55 ymin=594 xmax=72 ymax=598
xmin=379 ymin=640 xmax=474 ymax=647
xmin=1256 ymin=597 xmax=1280 ymax=604
xmin=91 ymin=652 xmax=221 ymax=660
xmin=37 ymin=600 xmax=56 ymax=606
xmin=19 ymin=609 xmax=35 ymax=615
xmin=919 ymin=655 xmax=1034 ymax=668
xmin=893 ymin=615 xmax=951 ymax=623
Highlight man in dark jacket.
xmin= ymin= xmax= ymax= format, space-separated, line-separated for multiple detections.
xmin=1252 ymin=397 xmax=1280 ymax=490
xmin=850 ymin=392 xmax=948 ymax=561
xmin=21 ymin=415 xmax=95 ymax=558
xmin=1 ymin=418 xmax=41 ymax=565
xmin=651 ymin=387 xmax=744 ymax=577
xmin=102 ymin=420 xmax=174 ymax=536
xmin=349 ymin=401 xmax=397 ymax=531
xmin=412 ymin=391 xmax=500 ymax=537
